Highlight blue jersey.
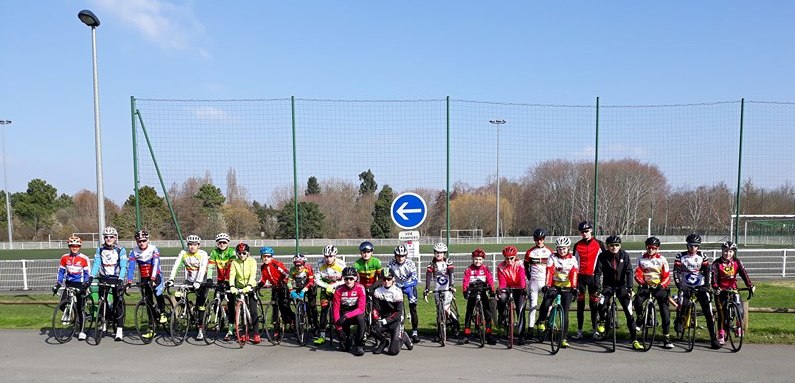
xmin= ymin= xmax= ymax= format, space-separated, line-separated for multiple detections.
xmin=92 ymin=245 xmax=128 ymax=279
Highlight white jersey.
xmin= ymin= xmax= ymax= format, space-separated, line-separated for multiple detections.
xmin=524 ymin=246 xmax=553 ymax=282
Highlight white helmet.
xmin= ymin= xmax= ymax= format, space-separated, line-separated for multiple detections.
xmin=215 ymin=233 xmax=230 ymax=243
xmin=555 ymin=237 xmax=572 ymax=248
xmin=433 ymin=243 xmax=448 ymax=253
xmin=323 ymin=245 xmax=338 ymax=257
xmin=102 ymin=226 xmax=118 ymax=237
xmin=186 ymin=235 xmax=201 ymax=244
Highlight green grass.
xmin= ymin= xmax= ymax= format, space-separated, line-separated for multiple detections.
xmin=2 ymin=281 xmax=793 ymax=345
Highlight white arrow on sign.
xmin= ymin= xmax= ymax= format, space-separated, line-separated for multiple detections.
xmin=396 ymin=202 xmax=422 ymax=221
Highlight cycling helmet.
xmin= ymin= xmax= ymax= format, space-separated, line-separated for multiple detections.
xmin=394 ymin=245 xmax=409 ymax=257
xmin=293 ymin=253 xmax=307 ymax=266
xmin=67 ymin=236 xmax=82 ymax=247
xmin=472 ymin=248 xmax=486 ymax=258
xmin=186 ymin=234 xmax=201 ymax=244
xmin=359 ymin=241 xmax=374 ymax=252
xmin=605 ymin=235 xmax=622 ymax=245
xmin=555 ymin=237 xmax=571 ymax=248
xmin=102 ymin=226 xmax=118 ymax=237
xmin=342 ymin=266 xmax=358 ymax=279
xmin=236 ymin=243 xmax=250 ymax=254
xmin=381 ymin=267 xmax=395 ymax=280
xmin=686 ymin=233 xmax=702 ymax=246
xmin=578 ymin=221 xmax=593 ymax=232
xmin=260 ymin=246 xmax=274 ymax=256
xmin=532 ymin=228 xmax=547 ymax=240
xmin=134 ymin=230 xmax=149 ymax=241
xmin=502 ymin=245 xmax=518 ymax=258
xmin=645 ymin=237 xmax=661 ymax=247
xmin=433 ymin=243 xmax=448 ymax=253
xmin=721 ymin=241 xmax=737 ymax=251
xmin=215 ymin=233 xmax=230 ymax=243
xmin=323 ymin=245 xmax=338 ymax=257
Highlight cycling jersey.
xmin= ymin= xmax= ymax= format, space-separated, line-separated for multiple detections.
xmin=497 ymin=260 xmax=526 ymax=290
xmin=333 ymin=282 xmax=367 ymax=322
xmin=207 ymin=247 xmax=236 ymax=282
xmin=127 ymin=244 xmax=161 ymax=281
xmin=524 ymin=245 xmax=553 ymax=282
xmin=288 ymin=265 xmax=315 ymax=291
xmin=91 ymin=245 xmax=127 ymax=279
xmin=168 ymin=249 xmax=209 ymax=283
xmin=573 ymin=238 xmax=606 ymax=276
xmin=426 ymin=258 xmax=454 ymax=291
xmin=711 ymin=258 xmax=753 ymax=290
xmin=228 ymin=257 xmax=258 ymax=288
xmin=373 ymin=284 xmax=404 ymax=323
xmin=388 ymin=258 xmax=418 ymax=289
xmin=634 ymin=252 xmax=670 ymax=288
xmin=545 ymin=253 xmax=579 ymax=288
xmin=674 ymin=251 xmax=711 ymax=289
xmin=315 ymin=258 xmax=345 ymax=291
xmin=462 ymin=264 xmax=494 ymax=293
xmin=594 ymin=249 xmax=632 ymax=291
xmin=57 ymin=253 xmax=91 ymax=284
xmin=260 ymin=259 xmax=289 ymax=287
xmin=354 ymin=257 xmax=382 ymax=287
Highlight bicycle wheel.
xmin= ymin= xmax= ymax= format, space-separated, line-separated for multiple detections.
xmin=51 ymin=298 xmax=76 ymax=343
xmin=93 ymin=298 xmax=107 ymax=345
xmin=437 ymin=298 xmax=446 ymax=347
xmin=256 ymin=298 xmax=270 ymax=345
xmin=296 ymin=302 xmax=307 ymax=346
xmin=550 ymin=305 xmax=563 ymax=355
xmin=727 ymin=302 xmax=744 ymax=352
xmin=235 ymin=300 xmax=249 ymax=348
xmin=609 ymin=299 xmax=617 ymax=353
xmin=507 ymin=300 xmax=515 ymax=349
xmin=685 ymin=303 xmax=696 ymax=352
xmin=83 ymin=295 xmax=95 ymax=337
xmin=170 ymin=299 xmax=190 ymax=346
xmin=203 ymin=300 xmax=223 ymax=345
xmin=134 ymin=300 xmax=155 ymax=344
xmin=640 ymin=300 xmax=656 ymax=351
xmin=474 ymin=299 xmax=485 ymax=348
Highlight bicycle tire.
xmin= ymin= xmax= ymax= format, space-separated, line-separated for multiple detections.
xmin=727 ymin=301 xmax=744 ymax=352
xmin=685 ymin=302 xmax=696 ymax=352
xmin=83 ymin=295 xmax=95 ymax=338
xmin=550 ymin=304 xmax=563 ymax=355
xmin=51 ymin=296 xmax=76 ymax=343
xmin=326 ymin=300 xmax=335 ymax=349
xmin=475 ymin=299 xmax=485 ymax=348
xmin=170 ymin=299 xmax=190 ymax=346
xmin=296 ymin=301 xmax=307 ymax=346
xmin=609 ymin=298 xmax=617 ymax=353
xmin=640 ymin=299 xmax=656 ymax=351
xmin=134 ymin=300 xmax=155 ymax=344
xmin=202 ymin=300 xmax=223 ymax=345
xmin=256 ymin=297 xmax=270 ymax=345
xmin=507 ymin=299 xmax=515 ymax=349
xmin=93 ymin=298 xmax=107 ymax=345
xmin=235 ymin=300 xmax=248 ymax=348
xmin=437 ymin=295 xmax=446 ymax=347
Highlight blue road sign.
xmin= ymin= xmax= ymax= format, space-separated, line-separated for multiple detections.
xmin=390 ymin=192 xmax=428 ymax=230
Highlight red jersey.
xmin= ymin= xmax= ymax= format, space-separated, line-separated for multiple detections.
xmin=259 ymin=259 xmax=289 ymax=287
xmin=497 ymin=260 xmax=526 ymax=289
xmin=573 ymin=238 xmax=605 ymax=276
xmin=333 ymin=283 xmax=367 ymax=326
xmin=711 ymin=258 xmax=753 ymax=290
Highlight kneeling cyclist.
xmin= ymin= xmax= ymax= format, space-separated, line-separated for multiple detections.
xmin=371 ymin=268 xmax=413 ymax=355
xmin=333 ymin=267 xmax=367 ymax=356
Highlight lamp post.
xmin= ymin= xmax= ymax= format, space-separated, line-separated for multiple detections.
xmin=490 ymin=119 xmax=506 ymax=243
xmin=0 ymin=120 xmax=12 ymax=249
xmin=78 ymin=10 xmax=106 ymax=240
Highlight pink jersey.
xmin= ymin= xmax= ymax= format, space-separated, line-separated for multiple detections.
xmin=333 ymin=282 xmax=367 ymax=323
xmin=462 ymin=264 xmax=494 ymax=293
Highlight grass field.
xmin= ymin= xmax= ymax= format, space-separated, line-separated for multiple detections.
xmin=2 ymin=281 xmax=793 ymax=345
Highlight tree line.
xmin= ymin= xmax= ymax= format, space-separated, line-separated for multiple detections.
xmin=4 ymin=159 xmax=794 ymax=241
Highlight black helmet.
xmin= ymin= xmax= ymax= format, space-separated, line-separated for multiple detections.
xmin=578 ymin=221 xmax=593 ymax=232
xmin=342 ymin=267 xmax=358 ymax=278
xmin=393 ymin=245 xmax=409 ymax=257
xmin=359 ymin=241 xmax=374 ymax=252
xmin=605 ymin=235 xmax=622 ymax=245
xmin=235 ymin=243 xmax=250 ymax=253
xmin=134 ymin=230 xmax=149 ymax=241
xmin=686 ymin=233 xmax=702 ymax=246
xmin=645 ymin=237 xmax=661 ymax=247
xmin=721 ymin=241 xmax=737 ymax=251
xmin=532 ymin=228 xmax=547 ymax=240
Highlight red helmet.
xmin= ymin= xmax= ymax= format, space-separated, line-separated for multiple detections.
xmin=471 ymin=248 xmax=486 ymax=258
xmin=502 ymin=246 xmax=518 ymax=257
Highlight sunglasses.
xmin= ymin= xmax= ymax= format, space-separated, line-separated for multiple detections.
xmin=687 ymin=244 xmax=700 ymax=247
xmin=647 ymin=246 xmax=659 ymax=250
xmin=344 ymin=277 xmax=356 ymax=281
xmin=324 ymin=255 xmax=335 ymax=258
xmin=217 ymin=241 xmax=229 ymax=245
xmin=103 ymin=235 xmax=116 ymax=239
xmin=137 ymin=240 xmax=148 ymax=243
xmin=188 ymin=242 xmax=200 ymax=245
xmin=608 ymin=244 xmax=621 ymax=248
xmin=238 ymin=252 xmax=249 ymax=256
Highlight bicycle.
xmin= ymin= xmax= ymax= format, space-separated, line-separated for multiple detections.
xmin=134 ymin=280 xmax=173 ymax=344
xmin=464 ymin=285 xmax=490 ymax=348
xmin=51 ymin=286 xmax=92 ymax=343
xmin=425 ymin=288 xmax=458 ymax=347
xmin=498 ymin=289 xmax=525 ymax=349
xmin=637 ymin=286 xmax=658 ymax=351
xmin=718 ymin=287 xmax=751 ymax=352
xmin=675 ymin=286 xmax=701 ymax=352
xmin=92 ymin=279 xmax=125 ymax=345
xmin=542 ymin=287 xmax=571 ymax=355
xmin=169 ymin=283 xmax=203 ymax=346
xmin=597 ymin=288 xmax=619 ymax=353
xmin=202 ymin=282 xmax=228 ymax=345
xmin=291 ymin=291 xmax=310 ymax=346
xmin=233 ymin=289 xmax=255 ymax=348
xmin=253 ymin=287 xmax=273 ymax=345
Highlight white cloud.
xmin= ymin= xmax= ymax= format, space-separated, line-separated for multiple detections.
xmin=195 ymin=106 xmax=230 ymax=121
xmin=92 ymin=0 xmax=208 ymax=55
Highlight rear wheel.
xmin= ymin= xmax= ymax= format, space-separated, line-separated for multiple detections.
xmin=640 ymin=300 xmax=656 ymax=352
xmin=727 ymin=302 xmax=744 ymax=352
xmin=134 ymin=301 xmax=155 ymax=344
xmin=51 ymin=298 xmax=76 ymax=343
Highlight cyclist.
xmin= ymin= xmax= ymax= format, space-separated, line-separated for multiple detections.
xmin=537 ymin=236 xmax=578 ymax=348
xmin=90 ymin=227 xmax=128 ymax=341
xmin=632 ymin=236 xmax=674 ymax=349
xmin=371 ymin=268 xmax=414 ymax=355
xmin=572 ymin=220 xmax=606 ymax=340
xmin=524 ymin=228 xmax=553 ymax=339
xmin=226 ymin=243 xmax=259 ymax=343
xmin=672 ymin=233 xmax=720 ymax=349
xmin=711 ymin=241 xmax=755 ymax=346
xmin=52 ymin=236 xmax=91 ymax=341
xmin=387 ymin=244 xmax=421 ymax=343
xmin=496 ymin=245 xmax=528 ymax=345
xmin=424 ymin=242 xmax=460 ymax=343
xmin=333 ymin=266 xmax=367 ymax=356
xmin=126 ymin=230 xmax=168 ymax=326
xmin=354 ymin=241 xmax=382 ymax=295
xmin=461 ymin=248 xmax=496 ymax=345
xmin=314 ymin=245 xmax=346 ymax=345
xmin=287 ymin=253 xmax=318 ymax=336
xmin=165 ymin=234 xmax=209 ymax=340
xmin=207 ymin=232 xmax=236 ymax=293
xmin=594 ymin=235 xmax=642 ymax=350
xmin=257 ymin=246 xmax=291 ymax=341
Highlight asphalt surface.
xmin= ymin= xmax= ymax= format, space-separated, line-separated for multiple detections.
xmin=1 ymin=329 xmax=793 ymax=383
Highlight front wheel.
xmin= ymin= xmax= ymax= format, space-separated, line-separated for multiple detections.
xmin=609 ymin=300 xmax=617 ymax=353
xmin=203 ymin=300 xmax=224 ymax=345
xmin=506 ymin=300 xmax=515 ymax=349
xmin=256 ymin=298 xmax=270 ymax=345
xmin=474 ymin=300 xmax=486 ymax=348
xmin=170 ymin=300 xmax=191 ymax=346
xmin=296 ymin=302 xmax=308 ymax=346
xmin=235 ymin=300 xmax=250 ymax=348
xmin=640 ymin=300 xmax=656 ymax=352
xmin=134 ymin=300 xmax=155 ymax=344
xmin=51 ymin=298 xmax=76 ymax=343
xmin=437 ymin=299 xmax=447 ymax=347
xmin=550 ymin=304 xmax=564 ymax=355
xmin=727 ymin=302 xmax=744 ymax=352
xmin=684 ymin=303 xmax=696 ymax=352
xmin=93 ymin=299 xmax=107 ymax=345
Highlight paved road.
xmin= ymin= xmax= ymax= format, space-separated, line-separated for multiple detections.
xmin=0 ymin=329 xmax=792 ymax=383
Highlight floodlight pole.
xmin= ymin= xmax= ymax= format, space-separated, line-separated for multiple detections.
xmin=490 ymin=119 xmax=506 ymax=244
xmin=0 ymin=120 xmax=12 ymax=249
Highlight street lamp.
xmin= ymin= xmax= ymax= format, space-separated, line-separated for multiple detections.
xmin=490 ymin=119 xmax=506 ymax=243
xmin=0 ymin=120 xmax=12 ymax=249
xmin=78 ymin=10 xmax=106 ymax=241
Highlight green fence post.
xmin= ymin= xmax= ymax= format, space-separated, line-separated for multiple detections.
xmin=446 ymin=96 xmax=450 ymax=246
xmin=291 ymin=96 xmax=299 ymax=255
xmin=131 ymin=96 xmax=141 ymax=230
xmin=734 ymin=98 xmax=745 ymax=244
xmin=593 ymin=97 xmax=600 ymax=232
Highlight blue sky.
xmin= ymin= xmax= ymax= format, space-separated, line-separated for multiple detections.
xmin=1 ymin=1 xmax=794 ymax=203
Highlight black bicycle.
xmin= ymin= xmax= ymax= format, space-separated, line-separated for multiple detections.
xmin=92 ymin=279 xmax=125 ymax=345
xmin=637 ymin=286 xmax=657 ymax=352
xmin=719 ymin=287 xmax=752 ymax=352
xmin=425 ymin=288 xmax=458 ymax=347
xmin=466 ymin=285 xmax=490 ymax=348
xmin=134 ymin=280 xmax=173 ymax=344
xmin=202 ymin=282 xmax=228 ymax=345
xmin=597 ymin=289 xmax=618 ymax=353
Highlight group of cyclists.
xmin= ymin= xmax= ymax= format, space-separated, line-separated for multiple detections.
xmin=52 ymin=221 xmax=755 ymax=355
